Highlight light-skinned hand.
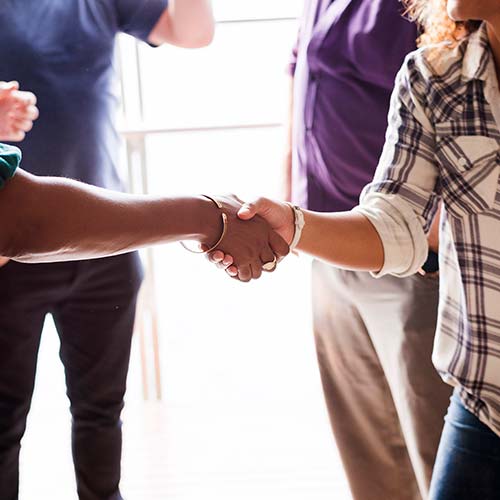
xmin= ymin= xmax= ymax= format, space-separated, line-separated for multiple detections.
xmin=0 ymin=81 xmax=39 ymax=142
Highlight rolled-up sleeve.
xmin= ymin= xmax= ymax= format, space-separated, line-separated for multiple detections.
xmin=0 ymin=143 xmax=21 ymax=189
xmin=353 ymin=53 xmax=440 ymax=277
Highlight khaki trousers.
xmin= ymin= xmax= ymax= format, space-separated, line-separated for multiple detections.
xmin=312 ymin=261 xmax=451 ymax=500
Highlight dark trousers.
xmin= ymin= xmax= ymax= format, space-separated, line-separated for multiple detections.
xmin=429 ymin=390 xmax=500 ymax=500
xmin=0 ymin=253 xmax=143 ymax=500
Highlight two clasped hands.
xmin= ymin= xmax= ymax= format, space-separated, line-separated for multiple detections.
xmin=0 ymin=80 xmax=382 ymax=277
xmin=192 ymin=194 xmax=297 ymax=282
xmin=0 ymin=81 xmax=309 ymax=271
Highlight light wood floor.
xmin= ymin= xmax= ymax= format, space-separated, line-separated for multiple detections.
xmin=19 ymin=253 xmax=352 ymax=500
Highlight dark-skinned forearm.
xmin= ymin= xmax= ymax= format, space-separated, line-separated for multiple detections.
xmin=0 ymin=170 xmax=220 ymax=262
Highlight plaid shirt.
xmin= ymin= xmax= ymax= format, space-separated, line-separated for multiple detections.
xmin=355 ymin=24 xmax=500 ymax=436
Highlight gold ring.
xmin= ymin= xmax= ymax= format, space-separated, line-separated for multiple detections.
xmin=262 ymin=255 xmax=277 ymax=272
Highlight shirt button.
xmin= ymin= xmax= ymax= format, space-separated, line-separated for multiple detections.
xmin=458 ymin=157 xmax=468 ymax=168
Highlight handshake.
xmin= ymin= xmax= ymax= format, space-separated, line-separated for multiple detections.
xmin=0 ymin=85 xmax=307 ymax=272
xmin=193 ymin=194 xmax=299 ymax=282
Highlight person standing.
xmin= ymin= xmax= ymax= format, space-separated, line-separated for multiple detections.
xmin=231 ymin=1 xmax=500 ymax=496
xmin=283 ymin=2 xmax=451 ymax=499
xmin=0 ymin=2 xmax=214 ymax=499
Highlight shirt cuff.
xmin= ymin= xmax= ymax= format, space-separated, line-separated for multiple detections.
xmin=353 ymin=193 xmax=429 ymax=278
xmin=0 ymin=143 xmax=21 ymax=189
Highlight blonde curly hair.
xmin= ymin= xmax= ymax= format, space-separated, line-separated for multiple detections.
xmin=403 ymin=0 xmax=480 ymax=46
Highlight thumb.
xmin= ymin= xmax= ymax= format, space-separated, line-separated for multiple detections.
xmin=238 ymin=198 xmax=267 ymax=220
xmin=0 ymin=81 xmax=19 ymax=96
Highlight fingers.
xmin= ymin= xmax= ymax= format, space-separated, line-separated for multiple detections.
xmin=237 ymin=265 xmax=252 ymax=283
xmin=226 ymin=265 xmax=238 ymax=277
xmin=232 ymin=263 xmax=263 ymax=282
xmin=205 ymin=195 xmax=288 ymax=282
xmin=0 ymin=81 xmax=19 ymax=96
xmin=238 ymin=197 xmax=275 ymax=221
xmin=6 ymin=130 xmax=26 ymax=142
xmin=251 ymin=263 xmax=262 ymax=280
xmin=207 ymin=250 xmax=234 ymax=270
xmin=4 ymin=114 xmax=35 ymax=142
xmin=221 ymin=254 xmax=234 ymax=267
xmin=15 ymin=90 xmax=37 ymax=107
xmin=209 ymin=251 xmax=228 ymax=270
xmin=231 ymin=259 xmax=269 ymax=281
xmin=8 ymin=90 xmax=37 ymax=110
xmin=207 ymin=250 xmax=225 ymax=264
xmin=12 ymin=118 xmax=34 ymax=133
xmin=0 ymin=88 xmax=37 ymax=109
xmin=16 ymin=103 xmax=39 ymax=121
xmin=0 ymin=88 xmax=39 ymax=142
xmin=260 ymin=247 xmax=276 ymax=268
xmin=11 ymin=97 xmax=39 ymax=122
xmin=223 ymin=254 xmax=275 ymax=281
xmin=269 ymin=231 xmax=290 ymax=261
xmin=238 ymin=199 xmax=262 ymax=220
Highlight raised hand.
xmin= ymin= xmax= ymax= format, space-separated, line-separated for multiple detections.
xmin=208 ymin=197 xmax=295 ymax=279
xmin=209 ymin=195 xmax=290 ymax=282
xmin=0 ymin=81 xmax=39 ymax=142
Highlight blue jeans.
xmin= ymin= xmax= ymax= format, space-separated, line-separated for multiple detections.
xmin=429 ymin=390 xmax=500 ymax=500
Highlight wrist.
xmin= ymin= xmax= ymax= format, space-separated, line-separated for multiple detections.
xmin=194 ymin=196 xmax=224 ymax=246
xmin=287 ymin=203 xmax=305 ymax=250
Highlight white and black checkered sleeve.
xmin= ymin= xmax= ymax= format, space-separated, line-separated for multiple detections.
xmin=354 ymin=52 xmax=441 ymax=277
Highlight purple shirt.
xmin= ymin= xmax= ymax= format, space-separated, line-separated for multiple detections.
xmin=291 ymin=0 xmax=417 ymax=212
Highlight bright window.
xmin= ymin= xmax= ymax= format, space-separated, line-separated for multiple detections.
xmin=21 ymin=3 xmax=352 ymax=499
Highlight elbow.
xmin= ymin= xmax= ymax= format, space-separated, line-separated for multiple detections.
xmin=180 ymin=25 xmax=215 ymax=48
xmin=0 ymin=238 xmax=12 ymax=260
xmin=200 ymin=22 xmax=216 ymax=46
xmin=151 ymin=13 xmax=216 ymax=48
xmin=196 ymin=28 xmax=215 ymax=48
xmin=0 ymin=223 xmax=19 ymax=258
xmin=176 ymin=15 xmax=216 ymax=48
xmin=0 ymin=219 xmax=40 ymax=261
xmin=0 ymin=234 xmax=24 ymax=261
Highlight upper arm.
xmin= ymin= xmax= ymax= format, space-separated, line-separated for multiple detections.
xmin=147 ymin=8 xmax=176 ymax=46
xmin=0 ymin=168 xmax=35 ymax=258
xmin=148 ymin=2 xmax=215 ymax=48
xmin=362 ymin=54 xmax=440 ymax=233
xmin=114 ymin=0 xmax=169 ymax=43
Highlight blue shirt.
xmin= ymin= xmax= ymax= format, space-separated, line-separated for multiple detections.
xmin=290 ymin=0 xmax=417 ymax=212
xmin=0 ymin=0 xmax=167 ymax=190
